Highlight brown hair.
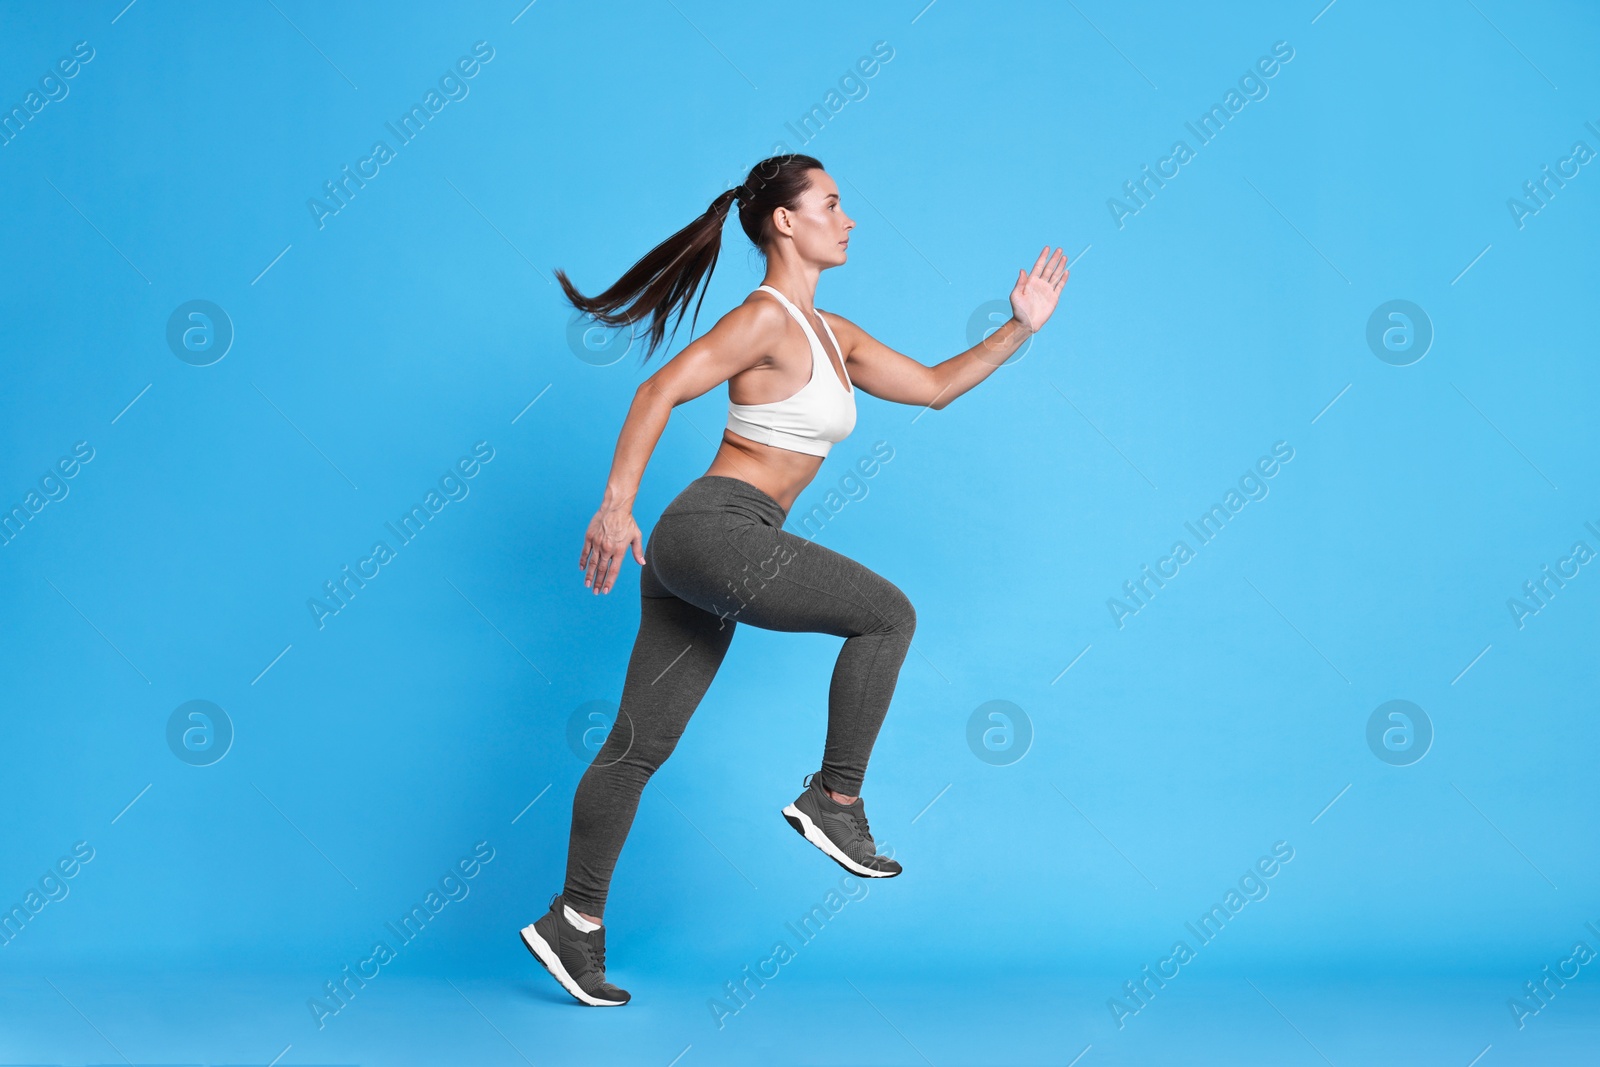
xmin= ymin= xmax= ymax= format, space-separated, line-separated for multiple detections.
xmin=555 ymin=153 xmax=825 ymax=365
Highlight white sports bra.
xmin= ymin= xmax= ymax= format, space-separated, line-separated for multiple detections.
xmin=725 ymin=285 xmax=857 ymax=458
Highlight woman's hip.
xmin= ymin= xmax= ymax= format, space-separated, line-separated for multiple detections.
xmin=647 ymin=504 xmax=913 ymax=637
xmin=661 ymin=475 xmax=787 ymax=528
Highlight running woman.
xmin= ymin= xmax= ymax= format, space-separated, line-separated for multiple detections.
xmin=520 ymin=154 xmax=1068 ymax=1006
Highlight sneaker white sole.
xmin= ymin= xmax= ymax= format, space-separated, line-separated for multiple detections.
xmin=519 ymin=923 xmax=627 ymax=1007
xmin=781 ymin=803 xmax=900 ymax=878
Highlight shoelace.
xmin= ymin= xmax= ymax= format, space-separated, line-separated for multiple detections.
xmin=832 ymin=802 xmax=877 ymax=860
xmin=564 ymin=926 xmax=607 ymax=982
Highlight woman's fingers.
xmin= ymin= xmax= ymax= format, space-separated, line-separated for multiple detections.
xmin=589 ymin=542 xmax=631 ymax=593
xmin=582 ymin=539 xmax=611 ymax=590
xmin=1029 ymin=245 xmax=1050 ymax=277
xmin=581 ymin=510 xmax=643 ymax=593
xmin=605 ymin=550 xmax=621 ymax=592
xmin=1026 ymin=246 xmax=1067 ymax=284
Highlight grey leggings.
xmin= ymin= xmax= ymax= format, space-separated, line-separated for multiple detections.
xmin=562 ymin=474 xmax=916 ymax=917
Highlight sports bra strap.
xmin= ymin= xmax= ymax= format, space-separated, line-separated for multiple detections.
xmin=811 ymin=308 xmax=845 ymax=371
xmin=756 ymin=284 xmax=822 ymax=353
xmin=756 ymin=285 xmax=847 ymax=374
xmin=756 ymin=284 xmax=806 ymax=320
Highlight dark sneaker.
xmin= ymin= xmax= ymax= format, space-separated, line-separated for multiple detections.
xmin=781 ymin=772 xmax=902 ymax=878
xmin=520 ymin=893 xmax=630 ymax=1006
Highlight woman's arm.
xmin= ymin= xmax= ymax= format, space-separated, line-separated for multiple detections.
xmin=825 ymin=246 xmax=1069 ymax=411
xmin=580 ymin=298 xmax=784 ymax=594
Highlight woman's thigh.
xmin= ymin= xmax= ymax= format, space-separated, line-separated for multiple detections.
xmin=647 ymin=509 xmax=914 ymax=640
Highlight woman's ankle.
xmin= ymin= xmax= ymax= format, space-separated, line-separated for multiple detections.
xmin=561 ymin=898 xmax=604 ymax=927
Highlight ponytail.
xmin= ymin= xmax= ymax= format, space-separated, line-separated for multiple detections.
xmin=555 ymin=153 xmax=824 ymax=365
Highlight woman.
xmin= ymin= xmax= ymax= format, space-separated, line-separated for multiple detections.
xmin=520 ymin=153 xmax=1068 ymax=1006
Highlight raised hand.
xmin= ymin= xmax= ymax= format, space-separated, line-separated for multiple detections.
xmin=580 ymin=504 xmax=646 ymax=595
xmin=1009 ymin=246 xmax=1069 ymax=333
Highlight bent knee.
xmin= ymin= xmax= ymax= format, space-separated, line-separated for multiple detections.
xmin=872 ymin=583 xmax=916 ymax=637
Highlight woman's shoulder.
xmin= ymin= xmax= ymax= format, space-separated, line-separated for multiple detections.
xmin=723 ymin=288 xmax=793 ymax=337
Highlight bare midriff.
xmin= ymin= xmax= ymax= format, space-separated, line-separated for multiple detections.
xmin=703 ymin=429 xmax=825 ymax=514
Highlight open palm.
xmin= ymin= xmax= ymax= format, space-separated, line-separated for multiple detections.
xmin=1009 ymin=246 xmax=1069 ymax=333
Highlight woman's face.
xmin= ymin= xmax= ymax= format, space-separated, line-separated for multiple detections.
xmin=777 ymin=169 xmax=855 ymax=267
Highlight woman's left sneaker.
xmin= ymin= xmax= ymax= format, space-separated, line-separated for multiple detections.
xmin=519 ymin=893 xmax=631 ymax=1006
xmin=781 ymin=772 xmax=902 ymax=878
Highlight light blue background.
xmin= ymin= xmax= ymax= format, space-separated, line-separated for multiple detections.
xmin=2 ymin=0 xmax=1597 ymax=1063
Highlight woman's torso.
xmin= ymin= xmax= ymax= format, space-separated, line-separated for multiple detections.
xmin=703 ymin=286 xmax=854 ymax=513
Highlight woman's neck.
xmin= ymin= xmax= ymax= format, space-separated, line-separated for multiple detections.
xmin=761 ymin=268 xmax=821 ymax=314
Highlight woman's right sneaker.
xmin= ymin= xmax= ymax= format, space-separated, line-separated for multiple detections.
xmin=781 ymin=772 xmax=902 ymax=878
xmin=520 ymin=893 xmax=630 ymax=1006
